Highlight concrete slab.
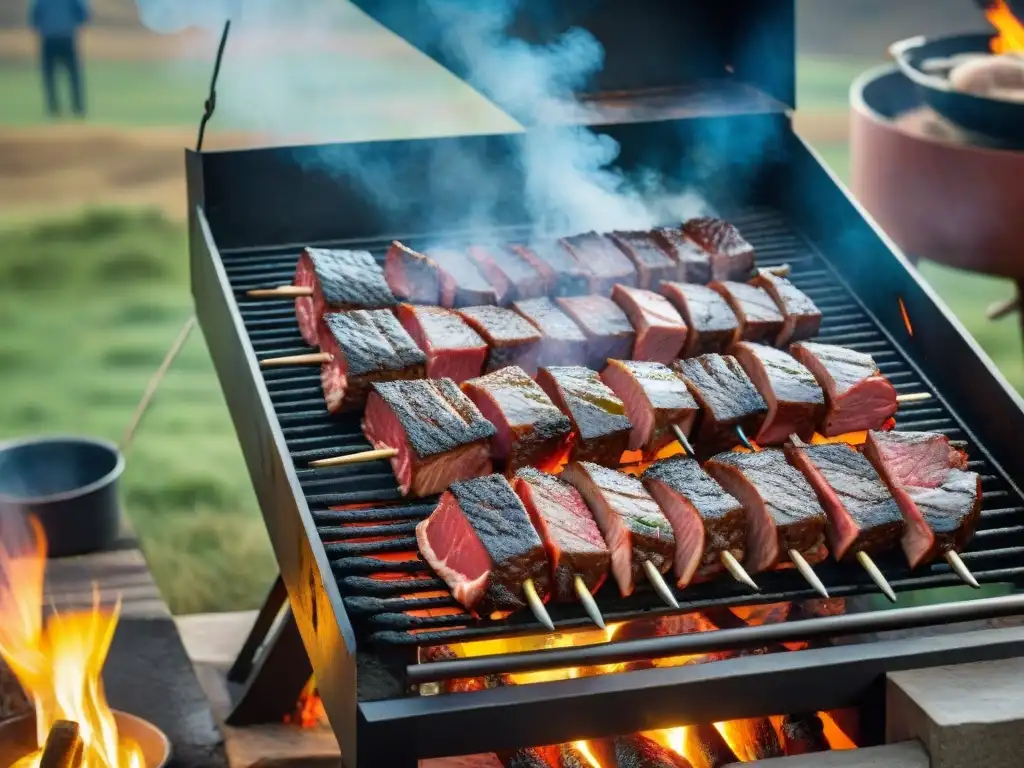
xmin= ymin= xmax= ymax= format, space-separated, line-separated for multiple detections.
xmin=731 ymin=742 xmax=929 ymax=767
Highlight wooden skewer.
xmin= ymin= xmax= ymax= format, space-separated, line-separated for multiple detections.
xmin=896 ymin=392 xmax=932 ymax=404
xmin=671 ymin=423 xmax=696 ymax=458
xmin=246 ymin=285 xmax=314 ymax=298
xmin=856 ymin=550 xmax=897 ymax=603
xmin=761 ymin=264 xmax=791 ymax=277
xmin=40 ymin=720 xmax=83 ymax=768
xmin=259 ymin=352 xmax=332 ymax=367
xmin=987 ymin=295 xmax=1020 ymax=320
xmin=945 ymin=550 xmax=980 ymax=589
xmin=734 ymin=424 xmax=756 ymax=452
xmin=789 ymin=549 xmax=830 ymax=598
xmin=574 ymin=575 xmax=606 ymax=629
xmin=523 ymin=577 xmax=555 ymax=631
xmin=719 ymin=550 xmax=760 ymax=592
xmin=310 ymin=447 xmax=398 ymax=467
xmin=643 ymin=559 xmax=680 ymax=609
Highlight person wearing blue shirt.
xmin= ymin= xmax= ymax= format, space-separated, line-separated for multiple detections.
xmin=29 ymin=0 xmax=90 ymax=118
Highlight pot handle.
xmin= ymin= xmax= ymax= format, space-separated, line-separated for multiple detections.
xmin=888 ymin=35 xmax=952 ymax=91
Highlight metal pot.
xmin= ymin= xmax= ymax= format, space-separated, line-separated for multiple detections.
xmin=0 ymin=435 xmax=125 ymax=558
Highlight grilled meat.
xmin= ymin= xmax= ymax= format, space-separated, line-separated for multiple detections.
xmin=615 ymin=734 xmax=693 ymax=768
xmin=510 ymin=241 xmax=590 ymax=297
xmin=601 ymin=360 xmax=698 ymax=456
xmin=457 ymin=305 xmax=544 ymax=375
xmin=556 ymin=295 xmax=636 ymax=370
xmin=396 ymin=304 xmax=487 ymax=383
xmin=560 ymin=231 xmax=638 ymax=293
xmin=609 ymin=230 xmax=680 ymax=288
xmin=319 ymin=310 xmax=426 ymax=413
xmin=673 ymin=354 xmax=767 ymax=456
xmin=786 ymin=442 xmax=905 ymax=561
xmin=705 ymin=450 xmax=828 ymax=572
xmin=462 ymin=366 xmax=572 ymax=474
xmin=865 ymin=430 xmax=981 ymax=569
xmin=709 ymin=281 xmax=784 ymax=345
xmin=683 ymin=217 xmax=756 ymax=282
xmin=684 ymin=723 xmax=738 ymax=768
xmin=660 ymin=282 xmax=739 ymax=357
xmin=781 ymin=713 xmax=829 ymax=756
xmin=512 ymin=296 xmax=589 ymax=368
xmin=731 ymin=341 xmax=825 ymax=445
xmin=498 ymin=749 xmax=551 ymax=768
xmin=751 ymin=270 xmax=822 ymax=346
xmin=429 ymin=247 xmax=499 ymax=308
xmin=466 ymin=244 xmax=548 ymax=305
xmin=790 ymin=342 xmax=898 ymax=436
xmin=642 ymin=457 xmax=746 ymax=587
xmin=651 ymin=225 xmax=712 ymax=284
xmin=416 ymin=474 xmax=551 ymax=615
xmin=536 ymin=366 xmax=632 ymax=465
xmin=561 ymin=461 xmax=675 ymax=597
xmin=293 ymin=247 xmax=397 ymax=346
xmin=514 ymin=467 xmax=610 ymax=602
xmin=363 ymin=377 xmax=496 ymax=497
xmin=384 ymin=240 xmax=441 ymax=305
xmin=612 ymin=284 xmax=689 ymax=364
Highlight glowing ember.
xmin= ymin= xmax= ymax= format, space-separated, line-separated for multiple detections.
xmin=0 ymin=517 xmax=145 ymax=768
xmin=284 ymin=677 xmax=327 ymax=729
xmin=572 ymin=740 xmax=604 ymax=768
xmin=985 ymin=0 xmax=1024 ymax=53
xmin=898 ymin=297 xmax=913 ymax=338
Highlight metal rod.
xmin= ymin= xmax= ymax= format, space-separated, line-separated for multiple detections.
xmin=788 ymin=549 xmax=829 ymax=598
xmin=945 ymin=550 xmax=981 ymax=589
xmin=643 ymin=560 xmax=679 ymax=609
xmin=260 ymin=352 xmax=332 ymax=367
xmin=310 ymin=447 xmax=398 ymax=467
xmin=856 ymin=551 xmax=897 ymax=603
xmin=405 ymin=592 xmax=1024 ymax=685
xmin=524 ymin=578 xmax=554 ymax=631
xmin=574 ymin=575 xmax=606 ymax=629
xmin=719 ymin=550 xmax=760 ymax=592
xmin=246 ymin=285 xmax=314 ymax=298
xmin=734 ymin=425 xmax=756 ymax=451
xmin=671 ymin=423 xmax=695 ymax=457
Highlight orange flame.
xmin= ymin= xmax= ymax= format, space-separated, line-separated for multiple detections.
xmin=986 ymin=0 xmax=1024 ymax=53
xmin=0 ymin=518 xmax=145 ymax=767
xmin=284 ymin=678 xmax=327 ymax=729
xmin=898 ymin=297 xmax=913 ymax=338
xmin=572 ymin=741 xmax=605 ymax=768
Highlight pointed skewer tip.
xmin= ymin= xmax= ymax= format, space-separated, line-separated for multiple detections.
xmin=734 ymin=425 xmax=756 ymax=452
xmin=944 ymin=550 xmax=980 ymax=589
xmin=788 ymin=549 xmax=829 ymax=599
xmin=671 ymin=424 xmax=695 ymax=458
xmin=574 ymin=575 xmax=606 ymax=629
xmin=523 ymin=578 xmax=555 ymax=631
xmin=856 ymin=550 xmax=897 ymax=603
xmin=719 ymin=550 xmax=760 ymax=592
xmin=643 ymin=560 xmax=680 ymax=609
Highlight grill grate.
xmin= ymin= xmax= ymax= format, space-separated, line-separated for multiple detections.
xmin=219 ymin=208 xmax=1024 ymax=647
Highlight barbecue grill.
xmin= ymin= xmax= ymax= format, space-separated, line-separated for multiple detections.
xmin=187 ymin=2 xmax=1024 ymax=765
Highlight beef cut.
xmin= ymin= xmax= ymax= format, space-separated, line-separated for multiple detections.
xmin=651 ymin=226 xmax=712 ymax=284
xmin=363 ymin=377 xmax=496 ymax=497
xmin=556 ymin=295 xmax=636 ymax=370
xmin=466 ymin=244 xmax=548 ymax=305
xmin=786 ymin=441 xmax=905 ymax=561
xmin=384 ymin=241 xmax=441 ymax=305
xmin=561 ymin=461 xmax=675 ymax=597
xmin=790 ymin=342 xmax=898 ymax=436
xmin=512 ymin=296 xmax=589 ymax=368
xmin=457 ymin=305 xmax=543 ymax=375
xmin=293 ymin=247 xmax=397 ymax=346
xmin=614 ymin=734 xmax=693 ymax=768
xmin=513 ymin=467 xmax=610 ymax=602
xmin=601 ymin=360 xmax=698 ymax=456
xmin=660 ymin=282 xmax=739 ymax=357
xmin=609 ymin=230 xmax=680 ymax=288
xmin=396 ymin=303 xmax=487 ymax=383
xmin=683 ymin=217 xmax=756 ymax=281
xmin=642 ymin=457 xmax=746 ymax=587
xmin=428 ymin=247 xmax=499 ymax=308
xmin=673 ymin=354 xmax=768 ymax=456
xmin=560 ymin=231 xmax=638 ymax=293
xmin=709 ymin=281 xmax=784 ymax=345
xmin=462 ymin=366 xmax=572 ymax=474
xmin=705 ymin=450 xmax=828 ymax=573
xmin=536 ymin=365 xmax=632 ymax=465
xmin=510 ymin=241 xmax=590 ymax=297
xmin=416 ymin=474 xmax=551 ymax=615
xmin=751 ymin=270 xmax=822 ymax=346
xmin=319 ymin=310 xmax=426 ymax=413
xmin=611 ymin=284 xmax=689 ymax=364
xmin=865 ymin=430 xmax=981 ymax=569
xmin=731 ymin=341 xmax=825 ymax=445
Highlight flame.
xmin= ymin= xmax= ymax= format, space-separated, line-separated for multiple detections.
xmin=898 ymin=297 xmax=913 ymax=338
xmin=284 ymin=677 xmax=327 ymax=729
xmin=0 ymin=518 xmax=145 ymax=768
xmin=572 ymin=741 xmax=605 ymax=768
xmin=985 ymin=0 xmax=1024 ymax=53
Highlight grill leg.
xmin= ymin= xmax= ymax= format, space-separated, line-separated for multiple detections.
xmin=228 ymin=575 xmax=288 ymax=683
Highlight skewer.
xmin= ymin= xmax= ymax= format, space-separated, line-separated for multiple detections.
xmin=855 ymin=550 xmax=897 ymax=603
xmin=574 ymin=575 xmax=606 ymax=629
xmin=670 ymin=423 xmax=696 ymax=458
xmin=788 ymin=549 xmax=830 ymax=598
xmin=246 ymin=285 xmax=314 ymax=298
xmin=643 ymin=559 xmax=680 ymax=609
xmin=309 ymin=447 xmax=398 ymax=467
xmin=734 ymin=424 xmax=756 ymax=452
xmin=260 ymin=352 xmax=332 ymax=367
xmin=945 ymin=550 xmax=980 ymax=589
xmin=523 ymin=577 xmax=555 ymax=631
xmin=720 ymin=550 xmax=760 ymax=592
xmin=761 ymin=264 xmax=791 ymax=277
xmin=896 ymin=392 xmax=932 ymax=404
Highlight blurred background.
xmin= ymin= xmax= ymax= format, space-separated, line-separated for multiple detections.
xmin=0 ymin=0 xmax=1017 ymax=616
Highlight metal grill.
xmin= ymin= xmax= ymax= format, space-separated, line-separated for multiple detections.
xmin=217 ymin=208 xmax=1024 ymax=648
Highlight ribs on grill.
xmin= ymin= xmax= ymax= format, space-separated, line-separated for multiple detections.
xmin=556 ymin=294 xmax=636 ymax=370
xmin=560 ymin=231 xmax=638 ymax=293
xmin=612 ymin=284 xmax=689 ymax=364
xmin=457 ymin=305 xmax=543 ymax=375
xmin=710 ymin=281 xmax=784 ymax=345
xmin=536 ymin=365 xmax=632 ymax=465
xmin=466 ymin=244 xmax=548 ymax=306
xmin=609 ymin=230 xmax=681 ymax=289
xmin=428 ymin=247 xmax=499 ymax=308
xmin=512 ymin=296 xmax=590 ymax=368
xmin=751 ymin=270 xmax=822 ymax=346
xmin=683 ymin=217 xmax=757 ymax=282
xmin=660 ymin=282 xmax=739 ymax=357
xmin=384 ymin=240 xmax=441 ymax=305
xmin=601 ymin=359 xmax=698 ymax=457
xmin=396 ymin=304 xmax=488 ymax=383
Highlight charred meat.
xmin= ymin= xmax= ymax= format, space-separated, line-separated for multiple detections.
xmin=384 ymin=241 xmax=441 ymax=305
xmin=612 ymin=284 xmax=689 ymax=364
xmin=709 ymin=281 xmax=784 ymax=345
xmin=466 ymin=244 xmax=548 ymax=305
xmin=512 ymin=296 xmax=589 ymax=368
xmin=560 ymin=231 xmax=638 ymax=293
xmin=601 ymin=359 xmax=698 ymax=456
xmin=561 ymin=461 xmax=675 ymax=597
xmin=416 ymin=474 xmax=551 ymax=615
xmin=462 ymin=365 xmax=572 ymax=474
xmin=457 ymin=305 xmax=543 ymax=375
xmin=536 ymin=365 xmax=632 ymax=465
xmin=673 ymin=354 xmax=767 ymax=456
xmin=660 ymin=282 xmax=739 ymax=357
xmin=683 ymin=217 xmax=756 ymax=282
xmin=396 ymin=303 xmax=488 ymax=383
xmin=363 ymin=377 xmax=496 ymax=497
xmin=609 ymin=230 xmax=680 ymax=289
xmin=429 ymin=247 xmax=499 ymax=308
xmin=705 ymin=450 xmax=828 ymax=573
xmin=556 ymin=294 xmax=636 ymax=370
xmin=293 ymin=247 xmax=397 ymax=346
xmin=751 ymin=270 xmax=822 ymax=346
xmin=510 ymin=241 xmax=590 ymax=297
xmin=790 ymin=342 xmax=898 ymax=436
xmin=651 ymin=225 xmax=711 ymax=284
xmin=781 ymin=713 xmax=829 ymax=756
xmin=319 ymin=310 xmax=426 ymax=413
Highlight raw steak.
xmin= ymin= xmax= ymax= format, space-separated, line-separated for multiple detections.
xmin=601 ymin=359 xmax=698 ymax=456
xmin=536 ymin=365 xmax=632 ymax=465
xmin=660 ymin=282 xmax=739 ymax=357
xmin=384 ymin=240 xmax=441 ymax=305
xmin=397 ymin=303 xmax=487 ymax=383
xmin=556 ymin=295 xmax=636 ymax=370
xmin=512 ymin=296 xmax=589 ymax=367
xmin=611 ymin=284 xmax=689 ymax=364
xmin=457 ymin=305 xmax=544 ymax=375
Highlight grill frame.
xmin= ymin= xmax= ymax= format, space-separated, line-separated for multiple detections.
xmin=188 ymin=114 xmax=1024 ymax=766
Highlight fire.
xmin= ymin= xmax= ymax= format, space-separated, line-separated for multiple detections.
xmin=985 ymin=0 xmax=1024 ymax=53
xmin=898 ymin=297 xmax=913 ymax=338
xmin=572 ymin=741 xmax=604 ymax=768
xmin=285 ymin=677 xmax=327 ymax=729
xmin=0 ymin=517 xmax=145 ymax=768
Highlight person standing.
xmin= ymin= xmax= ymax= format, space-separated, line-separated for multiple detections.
xmin=29 ymin=0 xmax=90 ymax=118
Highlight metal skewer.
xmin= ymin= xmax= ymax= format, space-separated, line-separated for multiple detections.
xmin=643 ymin=560 xmax=680 ymax=609
xmin=246 ymin=285 xmax=314 ymax=298
xmin=788 ymin=549 xmax=830 ymax=598
xmin=310 ymin=447 xmax=398 ymax=467
xmin=260 ymin=352 xmax=332 ymax=367
xmin=944 ymin=550 xmax=980 ymax=589
xmin=733 ymin=425 xmax=756 ymax=451
xmin=719 ymin=550 xmax=760 ymax=592
xmin=574 ymin=575 xmax=606 ymax=629
xmin=523 ymin=577 xmax=555 ymax=631
xmin=856 ymin=550 xmax=897 ymax=603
